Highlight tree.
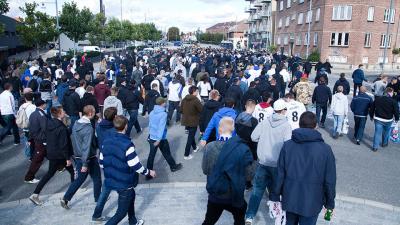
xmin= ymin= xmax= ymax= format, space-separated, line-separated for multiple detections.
xmin=16 ymin=2 xmax=58 ymax=55
xmin=59 ymin=1 xmax=93 ymax=54
xmin=0 ymin=0 xmax=10 ymax=34
xmin=104 ymin=17 xmax=123 ymax=44
xmin=198 ymin=33 xmax=223 ymax=45
xmin=167 ymin=27 xmax=180 ymax=41
xmin=88 ymin=13 xmax=106 ymax=46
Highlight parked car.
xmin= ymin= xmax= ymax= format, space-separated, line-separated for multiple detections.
xmin=174 ymin=41 xmax=182 ymax=46
xmin=83 ymin=46 xmax=103 ymax=53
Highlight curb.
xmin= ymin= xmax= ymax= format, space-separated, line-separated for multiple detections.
xmin=0 ymin=182 xmax=399 ymax=213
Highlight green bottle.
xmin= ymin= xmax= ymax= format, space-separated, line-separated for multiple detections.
xmin=324 ymin=209 xmax=333 ymax=221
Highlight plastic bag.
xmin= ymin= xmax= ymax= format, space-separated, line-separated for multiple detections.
xmin=390 ymin=122 xmax=399 ymax=143
xmin=342 ymin=116 xmax=349 ymax=134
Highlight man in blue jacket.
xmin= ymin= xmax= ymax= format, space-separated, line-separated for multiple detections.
xmin=312 ymin=77 xmax=332 ymax=128
xmin=200 ymin=98 xmax=237 ymax=147
xmin=100 ymin=115 xmax=155 ymax=225
xmin=147 ymin=97 xmax=182 ymax=178
xmin=270 ymin=112 xmax=336 ymax=225
xmin=352 ymin=64 xmax=368 ymax=97
xmin=350 ymin=86 xmax=373 ymax=145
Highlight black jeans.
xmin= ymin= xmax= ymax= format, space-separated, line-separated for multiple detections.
xmin=105 ymin=188 xmax=137 ymax=225
xmin=202 ymin=200 xmax=247 ymax=225
xmin=286 ymin=211 xmax=318 ymax=225
xmin=0 ymin=114 xmax=20 ymax=144
xmin=167 ymin=101 xmax=181 ymax=123
xmin=353 ymin=83 xmax=362 ymax=97
xmin=354 ymin=116 xmax=367 ymax=141
xmin=34 ymin=159 xmax=74 ymax=194
xmin=126 ymin=109 xmax=141 ymax=136
xmin=315 ymin=103 xmax=328 ymax=124
xmin=184 ymin=126 xmax=197 ymax=156
xmin=147 ymin=139 xmax=177 ymax=170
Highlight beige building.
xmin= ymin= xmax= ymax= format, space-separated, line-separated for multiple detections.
xmin=227 ymin=20 xmax=249 ymax=49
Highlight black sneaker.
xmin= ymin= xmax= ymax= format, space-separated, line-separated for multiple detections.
xmin=170 ymin=163 xmax=183 ymax=172
xmin=356 ymin=140 xmax=360 ymax=145
xmin=381 ymin=143 xmax=388 ymax=148
xmin=60 ymin=199 xmax=70 ymax=210
xmin=372 ymin=148 xmax=378 ymax=152
xmin=92 ymin=216 xmax=110 ymax=223
xmin=320 ymin=123 xmax=325 ymax=128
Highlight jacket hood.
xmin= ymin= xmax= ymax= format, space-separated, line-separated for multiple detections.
xmin=47 ymin=118 xmax=64 ymax=132
xmin=205 ymin=100 xmax=222 ymax=110
xmin=339 ymin=77 xmax=347 ymax=82
xmin=64 ymin=89 xmax=75 ymax=96
xmin=184 ymin=95 xmax=198 ymax=101
xmin=82 ymin=92 xmax=93 ymax=99
xmin=292 ymin=128 xmax=324 ymax=143
xmin=98 ymin=119 xmax=114 ymax=129
xmin=334 ymin=92 xmax=346 ymax=101
xmin=96 ymin=83 xmax=108 ymax=89
xmin=74 ymin=116 xmax=92 ymax=132
xmin=147 ymin=90 xmax=160 ymax=97
xmin=215 ymin=107 xmax=236 ymax=119
xmin=153 ymin=105 xmax=166 ymax=113
xmin=267 ymin=113 xmax=288 ymax=128
xmin=236 ymin=112 xmax=253 ymax=127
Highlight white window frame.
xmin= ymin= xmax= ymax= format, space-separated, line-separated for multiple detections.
xmin=384 ymin=9 xmax=390 ymax=22
xmin=280 ymin=1 xmax=284 ymax=11
xmin=291 ymin=13 xmax=296 ymax=21
xmin=285 ymin=17 xmax=290 ymax=27
xmin=313 ymin=32 xmax=318 ymax=46
xmin=380 ymin=34 xmax=392 ymax=48
xmin=390 ymin=9 xmax=396 ymax=23
xmin=330 ymin=32 xmax=350 ymax=46
xmin=287 ymin=0 xmax=291 ymax=8
xmin=278 ymin=18 xmax=283 ymax=28
xmin=364 ymin=33 xmax=371 ymax=47
xmin=316 ymin=8 xmax=321 ymax=22
xmin=367 ymin=6 xmax=374 ymax=22
xmin=298 ymin=12 xmax=304 ymax=25
xmin=304 ymin=33 xmax=309 ymax=46
xmin=383 ymin=9 xmax=395 ymax=23
xmin=284 ymin=35 xmax=289 ymax=45
xmin=277 ymin=35 xmax=281 ymax=45
xmin=296 ymin=34 xmax=302 ymax=45
xmin=332 ymin=5 xmax=352 ymax=21
xmin=306 ymin=10 xmax=313 ymax=23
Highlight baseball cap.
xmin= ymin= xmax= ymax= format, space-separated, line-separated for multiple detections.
xmin=273 ymin=99 xmax=287 ymax=111
xmin=155 ymin=97 xmax=167 ymax=105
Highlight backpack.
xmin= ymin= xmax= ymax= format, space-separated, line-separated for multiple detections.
xmin=16 ymin=105 xmax=30 ymax=129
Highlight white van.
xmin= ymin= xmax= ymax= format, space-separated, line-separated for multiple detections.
xmin=83 ymin=46 xmax=103 ymax=53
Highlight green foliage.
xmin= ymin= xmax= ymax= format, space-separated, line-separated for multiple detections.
xmin=105 ymin=19 xmax=162 ymax=43
xmin=88 ymin=13 xmax=106 ymax=46
xmin=59 ymin=1 xmax=93 ymax=43
xmin=104 ymin=17 xmax=123 ymax=43
xmin=307 ymin=50 xmax=320 ymax=62
xmin=268 ymin=45 xmax=278 ymax=53
xmin=167 ymin=27 xmax=180 ymax=41
xmin=0 ymin=0 xmax=9 ymax=14
xmin=198 ymin=33 xmax=223 ymax=45
xmin=392 ymin=48 xmax=400 ymax=55
xmin=16 ymin=2 xmax=58 ymax=49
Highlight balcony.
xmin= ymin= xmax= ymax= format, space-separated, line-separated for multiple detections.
xmin=261 ymin=33 xmax=269 ymax=39
xmin=261 ymin=0 xmax=271 ymax=3
xmin=260 ymin=10 xmax=271 ymax=18
xmin=245 ymin=7 xmax=251 ymax=13
xmin=254 ymin=0 xmax=263 ymax=8
xmin=254 ymin=14 xmax=262 ymax=21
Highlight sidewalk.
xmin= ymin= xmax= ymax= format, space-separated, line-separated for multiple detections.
xmin=0 ymin=182 xmax=399 ymax=225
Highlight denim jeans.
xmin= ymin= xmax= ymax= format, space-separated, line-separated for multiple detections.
xmin=167 ymin=101 xmax=181 ymax=123
xmin=92 ymin=182 xmax=112 ymax=219
xmin=333 ymin=115 xmax=345 ymax=135
xmin=245 ymin=164 xmax=277 ymax=219
xmin=105 ymin=188 xmax=137 ymax=225
xmin=354 ymin=116 xmax=367 ymax=141
xmin=184 ymin=126 xmax=197 ymax=156
xmin=373 ymin=119 xmax=392 ymax=149
xmin=315 ymin=103 xmax=328 ymax=124
xmin=147 ymin=139 xmax=177 ymax=170
xmin=0 ymin=114 xmax=20 ymax=144
xmin=45 ymin=99 xmax=52 ymax=115
xmin=126 ymin=109 xmax=141 ymax=136
xmin=69 ymin=115 xmax=80 ymax=133
xmin=286 ymin=211 xmax=318 ymax=225
xmin=63 ymin=158 xmax=102 ymax=202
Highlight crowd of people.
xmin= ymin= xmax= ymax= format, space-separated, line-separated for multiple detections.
xmin=0 ymin=45 xmax=399 ymax=225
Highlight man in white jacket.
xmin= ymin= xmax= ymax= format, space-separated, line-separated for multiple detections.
xmin=331 ymin=85 xmax=349 ymax=138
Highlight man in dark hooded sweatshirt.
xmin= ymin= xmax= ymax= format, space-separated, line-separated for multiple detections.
xmin=199 ymin=90 xmax=223 ymax=143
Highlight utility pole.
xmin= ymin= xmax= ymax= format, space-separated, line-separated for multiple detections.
xmin=306 ymin=0 xmax=312 ymax=59
xmin=41 ymin=1 xmax=61 ymax=59
xmin=383 ymin=0 xmax=394 ymax=72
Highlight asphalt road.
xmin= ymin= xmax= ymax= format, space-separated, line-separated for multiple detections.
xmin=0 ymin=72 xmax=399 ymax=208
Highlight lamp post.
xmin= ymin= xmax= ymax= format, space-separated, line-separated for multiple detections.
xmin=41 ymin=0 xmax=61 ymax=60
xmin=382 ymin=0 xmax=394 ymax=71
xmin=305 ymin=0 xmax=312 ymax=59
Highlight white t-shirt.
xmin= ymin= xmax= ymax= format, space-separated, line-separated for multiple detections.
xmin=286 ymin=100 xmax=306 ymax=130
xmin=247 ymin=69 xmax=261 ymax=85
xmin=19 ymin=102 xmax=36 ymax=119
xmin=197 ymin=82 xmax=211 ymax=97
xmin=252 ymin=102 xmax=274 ymax=122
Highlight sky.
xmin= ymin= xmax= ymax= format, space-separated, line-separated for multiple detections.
xmin=7 ymin=0 xmax=248 ymax=32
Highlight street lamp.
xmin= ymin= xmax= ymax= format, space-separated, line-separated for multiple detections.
xmin=40 ymin=1 xmax=61 ymax=60
xmin=305 ymin=0 xmax=312 ymax=59
xmin=382 ymin=0 xmax=394 ymax=71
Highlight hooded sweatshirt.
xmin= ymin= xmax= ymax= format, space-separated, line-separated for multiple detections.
xmin=202 ymin=107 xmax=237 ymax=141
xmin=331 ymin=92 xmax=349 ymax=116
xmin=94 ymin=83 xmax=111 ymax=105
xmin=103 ymin=95 xmax=123 ymax=115
xmin=71 ymin=116 xmax=97 ymax=166
xmin=168 ymin=80 xmax=182 ymax=102
xmin=251 ymin=113 xmax=292 ymax=167
xmin=199 ymin=100 xmax=223 ymax=133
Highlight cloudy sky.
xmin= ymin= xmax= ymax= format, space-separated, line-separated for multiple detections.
xmin=7 ymin=0 xmax=248 ymax=32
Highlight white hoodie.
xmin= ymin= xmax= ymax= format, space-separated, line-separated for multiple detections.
xmin=331 ymin=92 xmax=349 ymax=116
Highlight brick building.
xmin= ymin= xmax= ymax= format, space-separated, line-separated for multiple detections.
xmin=275 ymin=0 xmax=400 ymax=68
xmin=227 ymin=20 xmax=249 ymax=49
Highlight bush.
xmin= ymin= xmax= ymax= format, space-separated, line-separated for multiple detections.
xmin=307 ymin=50 xmax=320 ymax=62
xmin=392 ymin=48 xmax=400 ymax=55
xmin=268 ymin=45 xmax=278 ymax=53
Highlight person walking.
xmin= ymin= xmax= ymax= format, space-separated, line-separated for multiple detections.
xmin=352 ymin=64 xmax=367 ymax=97
xmin=333 ymin=73 xmax=350 ymax=95
xmin=226 ymin=77 xmax=244 ymax=113
xmin=29 ymin=106 xmax=74 ymax=205
xmin=0 ymin=83 xmax=20 ymax=145
xmin=61 ymin=105 xmax=102 ymax=209
xmin=202 ymin=117 xmax=253 ymax=225
xmin=369 ymin=87 xmax=399 ymax=152
xmin=284 ymin=93 xmax=307 ymax=131
xmin=24 ymin=99 xmax=48 ymax=183
xmin=118 ymin=79 xmax=143 ymax=136
xmin=312 ymin=77 xmax=332 ymax=128
xmin=103 ymin=86 xmax=123 ymax=115
xmin=197 ymin=75 xmax=212 ymax=102
xmin=180 ymin=86 xmax=202 ymax=160
xmin=270 ymin=112 xmax=336 ymax=225
xmin=144 ymin=83 xmax=161 ymax=114
xmin=245 ymin=99 xmax=292 ymax=225
xmin=38 ymin=73 xmax=53 ymax=114
xmin=252 ymin=92 xmax=274 ymax=122
xmin=292 ymin=75 xmax=313 ymax=110
xmin=62 ymin=81 xmax=81 ymax=131
xmin=147 ymin=97 xmax=182 ymax=178
xmin=100 ymin=115 xmax=155 ymax=225
xmin=199 ymin=90 xmax=223 ymax=143
xmin=94 ymin=74 xmax=111 ymax=116
xmin=331 ymin=86 xmax=349 ymax=138
xmin=372 ymin=75 xmax=388 ymax=97
xmin=167 ymin=77 xmax=183 ymax=126
xmin=350 ymin=86 xmax=373 ymax=145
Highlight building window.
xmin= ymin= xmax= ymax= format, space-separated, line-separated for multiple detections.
xmin=278 ymin=18 xmax=283 ymax=28
xmin=380 ymin=34 xmax=392 ymax=48
xmin=306 ymin=10 xmax=313 ymax=23
xmin=367 ymin=6 xmax=374 ymax=21
xmin=287 ymin=0 xmax=291 ymax=8
xmin=299 ymin=0 xmax=304 ymax=3
xmin=330 ymin=32 xmax=349 ymax=46
xmin=378 ymin=57 xmax=388 ymax=63
xmin=296 ymin=34 xmax=302 ymax=45
xmin=384 ymin=9 xmax=396 ymax=23
xmin=280 ymin=1 xmax=284 ymax=11
xmin=304 ymin=33 xmax=310 ymax=46
xmin=316 ymin=8 xmax=321 ymax=21
xmin=362 ymin=57 xmax=369 ymax=64
xmin=291 ymin=13 xmax=296 ymax=21
xmin=298 ymin=13 xmax=304 ymax=24
xmin=364 ymin=33 xmax=371 ymax=47
xmin=329 ymin=56 xmax=348 ymax=63
xmin=284 ymin=35 xmax=289 ymax=45
xmin=277 ymin=35 xmax=281 ymax=45
xmin=332 ymin=5 xmax=352 ymax=20
xmin=314 ymin=32 xmax=318 ymax=46
xmin=285 ymin=17 xmax=290 ymax=27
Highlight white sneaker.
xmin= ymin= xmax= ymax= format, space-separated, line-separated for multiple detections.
xmin=245 ymin=218 xmax=253 ymax=225
xmin=193 ymin=146 xmax=200 ymax=153
xmin=25 ymin=178 xmax=40 ymax=184
xmin=29 ymin=194 xmax=43 ymax=206
xmin=184 ymin=154 xmax=193 ymax=160
xmin=136 ymin=219 xmax=144 ymax=225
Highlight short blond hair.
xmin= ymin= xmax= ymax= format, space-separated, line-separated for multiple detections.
xmin=218 ymin=117 xmax=235 ymax=136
